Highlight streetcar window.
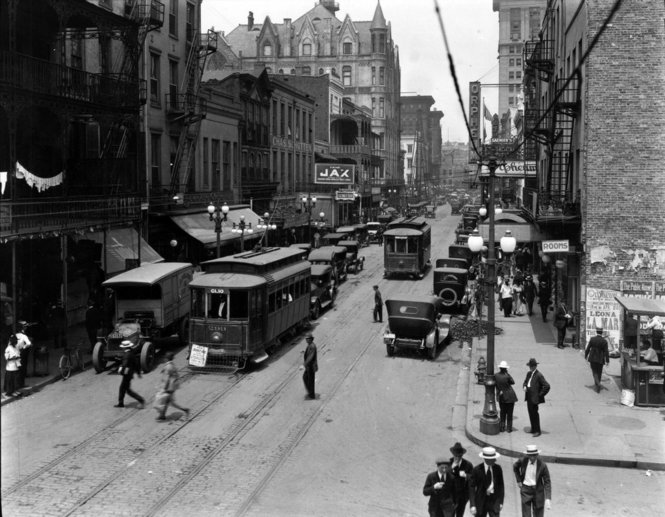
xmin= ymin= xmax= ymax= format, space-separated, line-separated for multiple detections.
xmin=395 ymin=238 xmax=407 ymax=253
xmin=268 ymin=292 xmax=276 ymax=312
xmin=209 ymin=292 xmax=228 ymax=319
xmin=191 ymin=288 xmax=205 ymax=317
xmin=228 ymin=291 xmax=248 ymax=319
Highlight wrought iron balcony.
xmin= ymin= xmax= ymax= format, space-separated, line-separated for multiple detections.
xmin=0 ymin=52 xmax=144 ymax=110
xmin=125 ymin=0 xmax=165 ymax=30
xmin=555 ymin=75 xmax=580 ymax=117
xmin=165 ymin=93 xmax=207 ymax=119
xmin=522 ymin=187 xmax=580 ymax=222
xmin=524 ymin=39 xmax=554 ymax=80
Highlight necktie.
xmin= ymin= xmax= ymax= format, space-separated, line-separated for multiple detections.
xmin=487 ymin=466 xmax=493 ymax=488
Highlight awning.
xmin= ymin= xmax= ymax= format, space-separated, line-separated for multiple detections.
xmin=87 ymin=228 xmax=163 ymax=275
xmin=478 ymin=222 xmax=543 ymax=243
xmin=171 ymin=208 xmax=265 ymax=247
xmin=315 ymin=151 xmax=338 ymax=162
xmin=615 ymin=296 xmax=665 ymax=317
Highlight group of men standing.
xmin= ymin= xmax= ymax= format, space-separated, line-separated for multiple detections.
xmin=424 ymin=443 xmax=551 ymax=517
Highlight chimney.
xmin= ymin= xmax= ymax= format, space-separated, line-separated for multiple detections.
xmin=248 ymin=11 xmax=254 ymax=31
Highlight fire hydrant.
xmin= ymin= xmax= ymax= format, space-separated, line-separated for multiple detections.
xmin=474 ymin=356 xmax=486 ymax=384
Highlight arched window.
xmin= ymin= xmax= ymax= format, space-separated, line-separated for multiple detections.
xmin=278 ymin=69 xmax=284 ymax=74
xmin=343 ymin=41 xmax=352 ymax=55
xmin=342 ymin=65 xmax=352 ymax=86
xmin=318 ymin=68 xmax=324 ymax=75
xmin=290 ymin=68 xmax=296 ymax=75
xmin=263 ymin=43 xmax=272 ymax=57
xmin=302 ymin=41 xmax=312 ymax=56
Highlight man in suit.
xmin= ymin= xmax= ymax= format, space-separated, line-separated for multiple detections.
xmin=449 ymin=442 xmax=473 ymax=517
xmin=513 ymin=445 xmax=552 ymax=517
xmin=373 ymin=285 xmax=383 ymax=323
xmin=522 ymin=358 xmax=550 ymax=437
xmin=553 ymin=302 xmax=572 ymax=348
xmin=585 ymin=328 xmax=609 ymax=393
xmin=423 ymin=457 xmax=456 ymax=517
xmin=469 ymin=447 xmax=504 ymax=516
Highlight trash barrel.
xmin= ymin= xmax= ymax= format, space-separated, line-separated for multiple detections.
xmin=33 ymin=344 xmax=50 ymax=376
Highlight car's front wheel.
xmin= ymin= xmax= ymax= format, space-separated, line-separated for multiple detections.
xmin=92 ymin=341 xmax=107 ymax=373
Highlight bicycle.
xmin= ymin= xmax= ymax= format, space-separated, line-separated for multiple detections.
xmin=59 ymin=340 xmax=84 ymax=380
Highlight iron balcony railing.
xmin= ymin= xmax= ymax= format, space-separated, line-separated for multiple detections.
xmin=0 ymin=52 xmax=144 ymax=110
xmin=0 ymin=196 xmax=142 ymax=238
xmin=329 ymin=144 xmax=372 ymax=155
xmin=524 ymin=39 xmax=554 ymax=78
xmin=165 ymin=92 xmax=208 ymax=117
xmin=522 ymin=187 xmax=580 ymax=220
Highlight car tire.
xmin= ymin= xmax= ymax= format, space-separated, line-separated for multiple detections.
xmin=439 ymin=288 xmax=458 ymax=306
xmin=92 ymin=341 xmax=107 ymax=373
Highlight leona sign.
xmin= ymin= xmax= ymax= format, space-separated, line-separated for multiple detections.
xmin=542 ymin=240 xmax=569 ymax=253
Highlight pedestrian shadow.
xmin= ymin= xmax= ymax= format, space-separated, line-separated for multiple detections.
xmin=530 ymin=319 xmax=556 ymax=345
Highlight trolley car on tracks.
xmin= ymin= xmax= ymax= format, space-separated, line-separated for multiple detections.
xmin=187 ymin=247 xmax=311 ymax=371
xmin=383 ymin=216 xmax=432 ymax=279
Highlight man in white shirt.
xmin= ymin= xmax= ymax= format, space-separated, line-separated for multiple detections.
xmin=512 ymin=445 xmax=551 ymax=517
xmin=469 ymin=447 xmax=504 ymax=516
xmin=15 ymin=321 xmax=32 ymax=387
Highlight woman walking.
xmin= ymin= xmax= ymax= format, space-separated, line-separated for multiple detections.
xmin=4 ymin=334 xmax=22 ymax=397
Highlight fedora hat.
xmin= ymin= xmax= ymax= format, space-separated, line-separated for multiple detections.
xmin=435 ymin=457 xmax=450 ymax=466
xmin=479 ymin=447 xmax=500 ymax=459
xmin=305 ymin=333 xmax=314 ymax=341
xmin=525 ymin=444 xmax=540 ymax=455
xmin=526 ymin=358 xmax=539 ymax=367
xmin=498 ymin=360 xmax=509 ymax=370
xmin=596 ymin=327 xmax=603 ymax=334
xmin=450 ymin=442 xmax=467 ymax=455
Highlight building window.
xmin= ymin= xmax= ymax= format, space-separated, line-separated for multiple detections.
xmin=210 ymin=139 xmax=220 ymax=190
xmin=263 ymin=43 xmax=272 ymax=56
xmin=302 ymin=66 xmax=311 ymax=75
xmin=516 ymin=71 xmax=521 ymax=79
xmin=343 ymin=41 xmax=352 ymax=55
xmin=508 ymin=71 xmax=514 ymax=80
xmin=150 ymin=133 xmax=161 ymax=187
xmin=303 ymin=41 xmax=312 ymax=56
xmin=372 ymin=66 xmax=376 ymax=85
xmin=509 ymin=45 xmax=515 ymax=54
xmin=407 ymin=158 xmax=413 ymax=169
xmin=168 ymin=59 xmax=178 ymax=110
xmin=407 ymin=144 xmax=413 ymax=153
xmin=372 ymin=98 xmax=376 ymax=117
xmin=70 ymin=32 xmax=83 ymax=69
xmin=265 ymin=66 xmax=272 ymax=73
xmin=278 ymin=69 xmax=284 ymax=74
xmin=379 ymin=33 xmax=386 ymax=53
xmin=516 ymin=57 xmax=521 ymax=66
xmin=150 ymin=52 xmax=160 ymax=106
xmin=290 ymin=69 xmax=295 ymax=75
xmin=169 ymin=0 xmax=177 ymax=37
xmin=202 ymin=138 xmax=209 ymax=188
xmin=342 ymin=65 xmax=352 ymax=86
xmin=372 ymin=34 xmax=376 ymax=53
xmin=508 ymin=96 xmax=514 ymax=105
xmin=509 ymin=58 xmax=515 ymax=67
xmin=319 ymin=67 xmax=324 ymax=75
xmin=379 ymin=67 xmax=385 ymax=85
xmin=185 ymin=2 xmax=195 ymax=43
xmin=379 ymin=97 xmax=384 ymax=118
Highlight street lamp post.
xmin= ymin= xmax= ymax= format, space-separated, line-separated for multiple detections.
xmin=302 ymin=194 xmax=317 ymax=244
xmin=257 ymin=212 xmax=277 ymax=247
xmin=208 ymin=202 xmax=229 ymax=258
xmin=467 ymin=157 xmax=516 ymax=436
xmin=232 ymin=215 xmax=253 ymax=251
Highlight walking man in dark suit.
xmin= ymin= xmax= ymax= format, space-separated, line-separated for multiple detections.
xmin=423 ymin=457 xmax=456 ymax=517
xmin=553 ymin=302 xmax=572 ymax=348
xmin=373 ymin=285 xmax=383 ymax=323
xmin=449 ymin=442 xmax=473 ymax=517
xmin=513 ymin=445 xmax=552 ymax=517
xmin=522 ymin=358 xmax=550 ymax=437
xmin=302 ymin=333 xmax=318 ymax=399
xmin=585 ymin=327 xmax=609 ymax=392
xmin=469 ymin=447 xmax=504 ymax=516
xmin=114 ymin=341 xmax=144 ymax=408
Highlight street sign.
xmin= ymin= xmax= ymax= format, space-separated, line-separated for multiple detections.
xmin=542 ymin=240 xmax=569 ymax=253
xmin=315 ymin=164 xmax=355 ymax=185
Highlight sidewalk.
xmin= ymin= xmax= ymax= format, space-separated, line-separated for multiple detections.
xmin=1 ymin=323 xmax=93 ymax=406
xmin=464 ymin=307 xmax=665 ymax=471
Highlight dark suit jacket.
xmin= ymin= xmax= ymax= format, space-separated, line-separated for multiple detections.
xmin=449 ymin=457 xmax=474 ymax=501
xmin=523 ymin=370 xmax=550 ymax=405
xmin=468 ymin=463 xmax=504 ymax=513
xmin=513 ymin=457 xmax=552 ymax=507
xmin=553 ymin=304 xmax=570 ymax=329
xmin=585 ymin=335 xmax=609 ymax=365
xmin=423 ymin=471 xmax=456 ymax=513
xmin=494 ymin=370 xmax=518 ymax=403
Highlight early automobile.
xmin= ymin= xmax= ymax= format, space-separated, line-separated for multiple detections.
xmin=320 ymin=232 xmax=347 ymax=247
xmin=425 ymin=205 xmax=436 ymax=218
xmin=95 ymin=262 xmax=194 ymax=373
xmin=308 ymin=246 xmax=348 ymax=284
xmin=367 ymin=221 xmax=382 ymax=244
xmin=383 ymin=295 xmax=452 ymax=360
xmin=435 ymin=257 xmax=469 ymax=269
xmin=310 ymin=264 xmax=337 ymax=319
xmin=338 ymin=240 xmax=365 ymax=273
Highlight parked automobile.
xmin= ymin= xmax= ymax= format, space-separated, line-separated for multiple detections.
xmin=308 ymin=246 xmax=348 ymax=284
xmin=338 ymin=240 xmax=365 ymax=273
xmin=320 ymin=232 xmax=347 ymax=247
xmin=383 ymin=295 xmax=452 ymax=360
xmin=367 ymin=221 xmax=382 ymax=244
xmin=95 ymin=262 xmax=194 ymax=373
xmin=435 ymin=257 xmax=469 ymax=269
xmin=309 ymin=264 xmax=337 ymax=319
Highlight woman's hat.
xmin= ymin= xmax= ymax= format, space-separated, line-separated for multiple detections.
xmin=525 ymin=445 xmax=540 ymax=455
xmin=526 ymin=358 xmax=539 ymax=367
xmin=450 ymin=442 xmax=467 ymax=455
xmin=498 ymin=361 xmax=509 ymax=369
xmin=479 ymin=447 xmax=500 ymax=459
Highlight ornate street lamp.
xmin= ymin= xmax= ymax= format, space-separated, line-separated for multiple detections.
xmin=208 ymin=202 xmax=229 ymax=258
xmin=232 ymin=214 xmax=253 ymax=251
xmin=302 ymin=194 xmax=317 ymax=244
xmin=257 ymin=212 xmax=277 ymax=247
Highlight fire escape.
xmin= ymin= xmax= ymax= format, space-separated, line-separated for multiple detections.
xmin=100 ymin=1 xmax=164 ymax=179
xmin=167 ymin=29 xmax=218 ymax=199
xmin=523 ymin=33 xmax=581 ymax=222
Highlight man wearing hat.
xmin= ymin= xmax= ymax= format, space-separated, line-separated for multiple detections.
xmin=512 ymin=445 xmax=552 ymax=517
xmin=449 ymin=442 xmax=473 ymax=517
xmin=469 ymin=447 xmax=504 ymax=516
xmin=302 ymin=333 xmax=318 ymax=400
xmin=373 ymin=285 xmax=383 ymax=323
xmin=114 ymin=341 xmax=145 ymax=409
xmin=522 ymin=359 xmax=550 ymax=437
xmin=423 ymin=456 xmax=456 ymax=517
xmin=15 ymin=320 xmax=32 ymax=388
xmin=585 ymin=328 xmax=609 ymax=393
xmin=494 ymin=361 xmax=518 ymax=433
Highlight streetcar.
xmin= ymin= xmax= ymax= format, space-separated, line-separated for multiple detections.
xmin=187 ymin=247 xmax=311 ymax=370
xmin=383 ymin=216 xmax=432 ymax=279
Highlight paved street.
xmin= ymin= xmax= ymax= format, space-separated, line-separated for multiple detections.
xmin=2 ymin=205 xmax=664 ymax=516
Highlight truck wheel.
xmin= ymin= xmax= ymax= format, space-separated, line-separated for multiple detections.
xmin=178 ymin=317 xmax=190 ymax=345
xmin=140 ymin=342 xmax=156 ymax=373
xmin=92 ymin=341 xmax=107 ymax=373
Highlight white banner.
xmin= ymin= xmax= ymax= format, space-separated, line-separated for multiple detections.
xmin=188 ymin=344 xmax=208 ymax=367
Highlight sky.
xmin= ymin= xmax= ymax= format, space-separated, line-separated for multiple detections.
xmin=201 ymin=0 xmax=499 ymax=143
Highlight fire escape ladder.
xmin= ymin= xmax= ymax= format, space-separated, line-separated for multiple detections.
xmin=168 ymin=29 xmax=218 ymax=196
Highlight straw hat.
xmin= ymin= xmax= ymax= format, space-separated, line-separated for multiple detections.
xmin=479 ymin=447 xmax=500 ymax=459
xmin=498 ymin=361 xmax=509 ymax=370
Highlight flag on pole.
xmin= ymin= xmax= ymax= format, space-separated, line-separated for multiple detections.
xmin=483 ymin=102 xmax=493 ymax=121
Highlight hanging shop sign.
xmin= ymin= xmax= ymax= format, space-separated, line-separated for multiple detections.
xmin=480 ymin=161 xmax=536 ymax=177
xmin=335 ymin=189 xmax=357 ymax=202
xmin=542 ymin=240 xmax=569 ymax=253
xmin=315 ymin=164 xmax=355 ymax=185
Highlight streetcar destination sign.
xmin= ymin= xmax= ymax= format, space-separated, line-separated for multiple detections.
xmin=315 ymin=164 xmax=355 ymax=185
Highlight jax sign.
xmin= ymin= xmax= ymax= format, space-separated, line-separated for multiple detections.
xmin=314 ymin=164 xmax=355 ymax=185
